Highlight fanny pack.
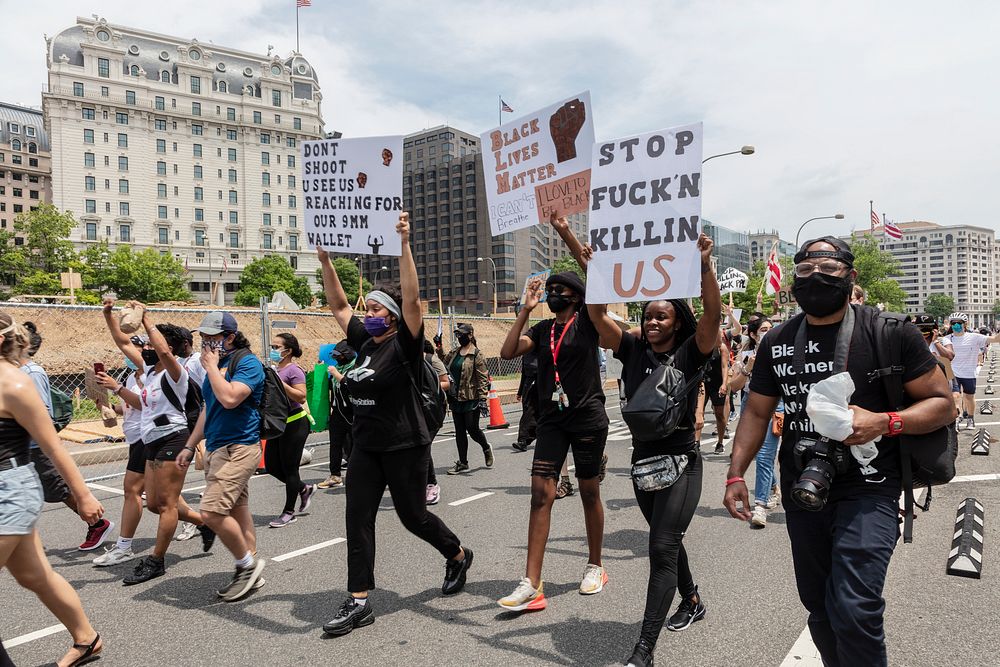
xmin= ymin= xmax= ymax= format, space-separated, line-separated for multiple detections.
xmin=631 ymin=451 xmax=693 ymax=492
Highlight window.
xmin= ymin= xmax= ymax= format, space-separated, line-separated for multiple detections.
xmin=227 ymin=129 xmax=237 ymax=140
xmin=126 ymin=90 xmax=136 ymax=105
xmin=219 ymin=81 xmax=228 ymax=93
xmin=192 ymin=124 xmax=203 ymax=136
xmin=289 ymin=235 xmax=298 ymax=251
xmin=263 ymin=233 xmax=273 ymax=249
xmin=228 ymin=148 xmax=237 ymax=162
xmin=192 ymin=102 xmax=201 ymax=116
xmin=289 ymin=215 xmax=297 ymax=228
xmin=73 ymin=82 xmax=84 ymax=97
xmin=119 ymin=224 xmax=131 ymax=242
xmin=155 ymin=96 xmax=166 ymax=111
xmin=85 ymin=199 xmax=96 ymax=214
xmin=98 ymin=57 xmax=109 ymax=77
xmin=272 ymin=90 xmax=281 ymax=107
xmin=229 ymin=232 xmax=239 ymax=248
xmin=194 ymin=186 xmax=203 ymax=201
xmin=156 ymin=161 xmax=167 ymax=175
xmin=158 ymin=227 xmax=169 ymax=244
xmin=119 ymin=202 xmax=130 ymax=216
xmin=157 ymin=183 xmax=167 ymax=198
xmin=263 ymin=213 xmax=272 ymax=225
xmin=118 ymin=133 xmax=128 ymax=148
xmin=288 ymin=195 xmax=296 ymax=209
xmin=293 ymin=117 xmax=301 ymax=130
xmin=85 ymin=176 xmax=96 ymax=191
xmin=84 ymin=152 xmax=95 ymax=167
xmin=118 ymin=156 xmax=128 ymax=171
xmin=262 ymin=172 xmax=271 ymax=186
xmin=228 ymin=169 xmax=237 ymax=183
xmin=287 ymin=155 xmax=295 ymax=168
xmin=84 ymin=129 xmax=94 ymax=144
xmin=156 ymin=205 xmax=167 ymax=219
xmin=193 ymin=165 xmax=203 ymax=179
xmin=154 ymin=118 xmax=167 ymax=131
xmin=194 ymin=208 xmax=204 ymax=222
xmin=222 ymin=189 xmax=236 ymax=205
xmin=118 ymin=179 xmax=129 ymax=194
xmin=253 ymin=111 xmax=261 ymax=124
xmin=262 ymin=193 xmax=271 ymax=206
xmin=261 ymin=152 xmax=270 ymax=165
xmin=191 ymin=76 xmax=201 ymax=94
xmin=82 ymin=107 xmax=95 ymax=120
xmin=116 ymin=112 xmax=128 ymax=125
xmin=86 ymin=222 xmax=97 ymax=240
xmin=101 ymin=86 xmax=109 ymax=97
xmin=229 ymin=211 xmax=238 ymax=225
xmin=287 ymin=175 xmax=296 ymax=189
xmin=9 ymin=139 xmax=20 ymax=151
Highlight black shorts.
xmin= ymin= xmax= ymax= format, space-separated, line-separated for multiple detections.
xmin=531 ymin=423 xmax=609 ymax=480
xmin=28 ymin=448 xmax=70 ymax=504
xmin=126 ymin=440 xmax=146 ymax=474
xmin=144 ymin=430 xmax=189 ymax=462
xmin=705 ymin=380 xmax=727 ymax=407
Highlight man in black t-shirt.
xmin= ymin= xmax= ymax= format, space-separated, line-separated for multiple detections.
xmin=724 ymin=237 xmax=953 ymax=667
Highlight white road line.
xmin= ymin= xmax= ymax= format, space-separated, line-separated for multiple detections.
xmin=272 ymin=537 xmax=346 ymax=562
xmin=1 ymin=623 xmax=66 ymax=649
xmin=86 ymin=482 xmax=124 ymax=495
xmin=448 ymin=491 xmax=494 ymax=507
xmin=780 ymin=626 xmax=823 ymax=666
xmin=951 ymin=473 xmax=1000 ymax=484
xmin=182 ymin=484 xmax=206 ymax=493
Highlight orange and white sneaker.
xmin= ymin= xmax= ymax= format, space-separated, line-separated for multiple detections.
xmin=579 ymin=564 xmax=608 ymax=595
xmin=498 ymin=577 xmax=547 ymax=611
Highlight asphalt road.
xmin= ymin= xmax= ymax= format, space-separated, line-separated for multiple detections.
xmin=3 ymin=391 xmax=999 ymax=666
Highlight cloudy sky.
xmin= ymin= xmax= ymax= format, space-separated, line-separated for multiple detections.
xmin=3 ymin=1 xmax=997 ymax=243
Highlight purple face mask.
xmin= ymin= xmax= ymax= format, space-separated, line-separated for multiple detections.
xmin=363 ymin=316 xmax=391 ymax=336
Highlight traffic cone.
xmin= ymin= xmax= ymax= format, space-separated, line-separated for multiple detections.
xmin=486 ymin=378 xmax=510 ymax=430
xmin=256 ymin=439 xmax=268 ymax=474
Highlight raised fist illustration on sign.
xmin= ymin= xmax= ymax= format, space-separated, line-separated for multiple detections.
xmin=381 ymin=148 xmax=393 ymax=166
xmin=357 ymin=172 xmax=367 ymax=188
xmin=368 ymin=234 xmax=384 ymax=254
xmin=549 ymin=98 xmax=586 ymax=163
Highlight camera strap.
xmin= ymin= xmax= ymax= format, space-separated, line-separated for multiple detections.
xmin=793 ymin=304 xmax=855 ymax=376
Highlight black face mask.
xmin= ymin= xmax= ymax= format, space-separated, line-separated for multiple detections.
xmin=792 ymin=273 xmax=853 ymax=317
xmin=141 ymin=349 xmax=160 ymax=367
xmin=547 ymin=293 xmax=574 ymax=313
xmin=456 ymin=334 xmax=471 ymax=347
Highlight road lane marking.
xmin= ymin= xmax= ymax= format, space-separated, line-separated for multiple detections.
xmin=448 ymin=491 xmax=494 ymax=506
xmin=272 ymin=537 xmax=346 ymax=562
xmin=780 ymin=626 xmax=823 ymax=666
xmin=2 ymin=624 xmax=66 ymax=649
xmin=86 ymin=482 xmax=124 ymax=495
xmin=951 ymin=473 xmax=1000 ymax=483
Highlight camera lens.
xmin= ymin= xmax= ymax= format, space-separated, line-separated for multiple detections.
xmin=791 ymin=459 xmax=836 ymax=511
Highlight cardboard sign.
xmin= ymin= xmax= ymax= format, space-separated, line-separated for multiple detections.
xmin=301 ymin=135 xmax=404 ymax=255
xmin=481 ymin=92 xmax=595 ymax=235
xmin=719 ymin=267 xmax=749 ymax=294
xmin=519 ymin=269 xmax=551 ymax=305
xmin=585 ymin=122 xmax=704 ymax=305
xmin=777 ymin=288 xmax=797 ymax=306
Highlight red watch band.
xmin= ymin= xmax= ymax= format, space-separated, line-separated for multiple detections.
xmin=886 ymin=412 xmax=903 ymax=437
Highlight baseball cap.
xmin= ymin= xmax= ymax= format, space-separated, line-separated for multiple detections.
xmin=454 ymin=323 xmax=474 ymax=335
xmin=197 ymin=311 xmax=238 ymax=335
xmin=912 ymin=314 xmax=937 ymax=331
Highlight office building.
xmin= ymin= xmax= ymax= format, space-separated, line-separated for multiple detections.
xmin=0 ymin=103 xmax=51 ymax=236
xmin=703 ymin=220 xmax=750 ymax=275
xmin=748 ymin=229 xmax=796 ymax=265
xmin=43 ymin=17 xmax=324 ymax=304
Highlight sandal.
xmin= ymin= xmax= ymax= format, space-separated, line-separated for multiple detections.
xmin=64 ymin=633 xmax=102 ymax=667
xmin=555 ymin=476 xmax=574 ymax=499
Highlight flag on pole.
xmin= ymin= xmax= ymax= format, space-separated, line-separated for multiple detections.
xmin=500 ymin=99 xmax=514 ymax=113
xmin=765 ymin=245 xmax=782 ymax=295
xmin=222 ymin=257 xmax=229 ymax=273
xmin=884 ymin=219 xmax=903 ymax=240
xmin=297 ymin=0 xmax=311 ymax=7
xmin=870 ymin=206 xmax=880 ymax=231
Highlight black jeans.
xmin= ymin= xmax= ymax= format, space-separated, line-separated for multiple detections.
xmin=453 ymin=409 xmax=490 ymax=464
xmin=346 ymin=444 xmax=462 ymax=592
xmin=516 ymin=392 xmax=538 ymax=448
xmin=264 ymin=414 xmax=310 ymax=514
xmin=328 ymin=410 xmax=353 ymax=477
xmin=633 ymin=450 xmax=702 ymax=645
xmin=785 ymin=496 xmax=899 ymax=667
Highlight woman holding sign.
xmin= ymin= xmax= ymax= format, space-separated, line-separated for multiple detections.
xmin=587 ymin=233 xmax=719 ymax=667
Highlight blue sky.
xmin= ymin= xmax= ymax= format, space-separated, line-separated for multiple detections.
xmin=4 ymin=1 xmax=999 ymax=245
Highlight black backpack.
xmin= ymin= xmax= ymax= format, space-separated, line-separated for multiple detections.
xmin=621 ymin=348 xmax=711 ymax=442
xmin=161 ymin=372 xmax=203 ymax=433
xmin=227 ymin=348 xmax=291 ymax=441
xmin=405 ymin=352 xmax=447 ymax=438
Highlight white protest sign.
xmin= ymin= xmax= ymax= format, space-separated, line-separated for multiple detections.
xmin=719 ymin=267 xmax=749 ymax=294
xmin=301 ymin=135 xmax=404 ymax=256
xmin=585 ymin=122 xmax=703 ymax=305
xmin=481 ymin=91 xmax=595 ymax=235
xmin=732 ymin=308 xmax=743 ymax=323
xmin=519 ymin=269 xmax=551 ymax=305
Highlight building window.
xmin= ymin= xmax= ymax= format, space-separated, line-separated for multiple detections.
xmin=84 ymin=152 xmax=95 ymax=168
xmin=157 ymin=183 xmax=167 ymax=198
xmin=82 ymin=107 xmax=95 ymax=120
xmin=84 ymin=129 xmax=94 ymax=144
xmin=119 ymin=202 xmax=130 ymax=216
xmin=261 ymin=152 xmax=270 ymax=165
xmin=288 ymin=195 xmax=296 ymax=209
xmin=119 ymin=224 xmax=131 ymax=242
xmin=287 ymin=155 xmax=295 ymax=168
xmin=293 ymin=117 xmax=301 ymax=130
xmin=262 ymin=193 xmax=271 ymax=206
xmin=85 ymin=199 xmax=96 ymax=214
xmin=125 ymin=90 xmax=136 ymax=105
xmin=229 ymin=211 xmax=238 ymax=225
xmin=156 ymin=161 xmax=167 ymax=175
xmin=157 ymin=227 xmax=169 ymax=244
xmin=227 ymin=148 xmax=237 ymax=162
xmin=192 ymin=102 xmax=201 ymax=116
xmin=226 ymin=129 xmax=237 ymax=141
xmin=260 ymin=133 xmax=271 ymax=145
xmin=289 ymin=215 xmax=297 ymax=228
xmin=86 ymin=222 xmax=97 ymax=240
xmin=263 ymin=213 xmax=272 ymax=225
xmin=253 ymin=111 xmax=262 ymax=124
xmin=194 ymin=229 xmax=205 ymax=246
xmin=194 ymin=186 xmax=203 ymax=201
xmin=190 ymin=76 xmax=201 ymax=94
xmin=157 ymin=205 xmax=168 ymax=219
xmin=118 ymin=156 xmax=128 ymax=171
xmin=192 ymin=143 xmax=203 ymax=158
xmin=262 ymin=172 xmax=270 ymax=186
xmin=73 ymin=81 xmax=84 ymax=96
xmin=85 ymin=176 xmax=96 ymax=191
xmin=154 ymin=97 xmax=166 ymax=113
xmin=287 ymin=175 xmax=296 ymax=189
xmin=194 ymin=208 xmax=204 ymax=222
xmin=98 ymin=57 xmax=110 ymax=77
xmin=192 ymin=124 xmax=203 ymax=136
xmin=119 ymin=179 xmax=129 ymax=194
xmin=289 ymin=235 xmax=298 ymax=251
xmin=286 ymin=137 xmax=296 ymax=148
xmin=271 ymin=90 xmax=281 ymax=107
xmin=263 ymin=233 xmax=273 ymax=249
xmin=229 ymin=232 xmax=239 ymax=248
xmin=118 ymin=133 xmax=128 ymax=148
xmin=229 ymin=190 xmax=238 ymax=204
xmin=228 ymin=169 xmax=237 ymax=183
xmin=193 ymin=165 xmax=203 ymax=179
xmin=154 ymin=118 xmax=167 ymax=131
xmin=218 ymin=81 xmax=228 ymax=93
xmin=116 ymin=112 xmax=128 ymax=125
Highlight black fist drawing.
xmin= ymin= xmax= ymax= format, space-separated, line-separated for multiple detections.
xmin=549 ymin=98 xmax=586 ymax=163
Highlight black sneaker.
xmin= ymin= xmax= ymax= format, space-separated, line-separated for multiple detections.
xmin=625 ymin=639 xmax=655 ymax=666
xmin=713 ymin=442 xmax=725 ymax=455
xmin=323 ymin=598 xmax=376 ymax=636
xmin=198 ymin=525 xmax=216 ymax=553
xmin=447 ymin=461 xmax=469 ymax=475
xmin=442 ymin=547 xmax=474 ymax=595
xmin=218 ymin=558 xmax=265 ymax=602
xmin=667 ymin=589 xmax=706 ymax=631
xmin=512 ymin=441 xmax=528 ymax=452
xmin=123 ymin=556 xmax=165 ymax=586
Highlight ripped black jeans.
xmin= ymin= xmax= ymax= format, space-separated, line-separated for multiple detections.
xmin=531 ymin=423 xmax=609 ymax=479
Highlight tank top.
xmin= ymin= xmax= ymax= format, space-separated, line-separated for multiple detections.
xmin=0 ymin=417 xmax=31 ymax=461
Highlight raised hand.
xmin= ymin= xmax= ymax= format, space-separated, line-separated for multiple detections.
xmin=396 ymin=212 xmax=411 ymax=242
xmin=523 ymin=278 xmax=543 ymax=310
xmin=697 ymin=233 xmax=714 ymax=264
xmin=316 ymin=245 xmax=329 ymax=263
xmin=549 ymin=212 xmax=570 ymax=232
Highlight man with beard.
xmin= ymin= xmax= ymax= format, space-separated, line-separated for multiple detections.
xmin=724 ymin=237 xmax=953 ymax=666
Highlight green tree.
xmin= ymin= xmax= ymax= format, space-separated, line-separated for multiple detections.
xmin=315 ymin=258 xmax=372 ymax=306
xmin=848 ymin=234 xmax=907 ymax=311
xmin=236 ymin=255 xmax=311 ymax=307
xmin=0 ymin=228 xmax=28 ymax=287
xmin=97 ymin=246 xmax=190 ymax=302
xmin=79 ymin=240 xmax=116 ymax=296
xmin=924 ymin=293 xmax=956 ymax=322
xmin=991 ymin=300 xmax=1000 ymax=320
xmin=11 ymin=270 xmax=62 ymax=297
xmin=550 ymin=255 xmax=584 ymax=279
xmin=11 ymin=203 xmax=77 ymax=273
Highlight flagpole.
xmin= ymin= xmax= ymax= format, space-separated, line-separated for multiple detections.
xmin=296 ymin=3 xmax=300 ymax=53
xmin=870 ymin=200 xmax=874 ymax=232
xmin=498 ymin=94 xmax=501 ymax=126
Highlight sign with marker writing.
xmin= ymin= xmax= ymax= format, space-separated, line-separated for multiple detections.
xmin=301 ymin=135 xmax=404 ymax=256
xmin=585 ymin=122 xmax=703 ymax=305
xmin=519 ymin=269 xmax=551 ymax=305
xmin=719 ymin=267 xmax=749 ymax=294
xmin=481 ymin=91 xmax=595 ymax=235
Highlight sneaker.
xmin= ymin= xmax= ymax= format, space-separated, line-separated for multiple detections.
xmin=498 ymin=577 xmax=547 ymax=612
xmin=766 ymin=488 xmax=781 ymax=510
xmin=198 ymin=524 xmax=216 ymax=553
xmin=666 ymin=589 xmax=706 ymax=631
xmin=317 ymin=475 xmax=343 ymax=489
xmin=269 ymin=512 xmax=297 ymax=528
xmin=218 ymin=557 xmax=265 ymax=602
xmin=750 ymin=505 xmax=768 ymax=529
xmin=625 ymin=639 xmax=656 ymax=667
xmin=555 ymin=476 xmax=574 ymax=499
xmin=512 ymin=441 xmax=529 ymax=452
xmin=426 ymin=484 xmax=441 ymax=506
xmin=78 ymin=519 xmax=114 ymax=551
xmin=713 ymin=442 xmax=725 ymax=455
xmin=723 ymin=429 xmax=732 ymax=441
xmin=252 ymin=577 xmax=266 ymax=592
xmin=122 ymin=556 xmax=166 ymax=585
xmin=323 ymin=598 xmax=376 ymax=636
xmin=598 ymin=453 xmax=609 ymax=483
xmin=447 ymin=460 xmax=469 ymax=475
xmin=484 ymin=446 xmax=495 ymax=468
xmin=175 ymin=521 xmax=199 ymax=541
xmin=299 ymin=483 xmax=317 ymax=513
xmin=579 ymin=563 xmax=608 ymax=595
xmin=442 ymin=547 xmax=474 ymax=595
xmin=967 ymin=416 xmax=976 ymax=430
xmin=92 ymin=544 xmax=135 ymax=567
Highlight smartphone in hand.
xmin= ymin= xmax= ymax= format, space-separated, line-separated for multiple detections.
xmin=93 ymin=362 xmax=105 ymax=375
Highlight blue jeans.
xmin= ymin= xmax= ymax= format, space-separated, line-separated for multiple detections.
xmin=741 ymin=394 xmax=782 ymax=506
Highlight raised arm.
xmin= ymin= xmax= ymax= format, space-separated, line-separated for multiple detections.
xmin=317 ymin=246 xmax=354 ymax=334
xmin=586 ymin=303 xmax=625 ymax=353
xmin=137 ymin=302 xmax=184 ymax=383
xmin=501 ymin=278 xmax=541 ymax=360
xmin=551 ymin=214 xmax=588 ymax=271
xmin=396 ymin=212 xmax=423 ymax=339
xmin=103 ymin=297 xmax=143 ymax=370
xmin=694 ymin=233 xmax=721 ymax=356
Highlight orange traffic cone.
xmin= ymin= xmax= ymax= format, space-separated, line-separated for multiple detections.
xmin=256 ymin=439 xmax=268 ymax=474
xmin=486 ymin=379 xmax=509 ymax=430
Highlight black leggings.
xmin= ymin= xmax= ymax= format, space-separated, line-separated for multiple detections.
xmin=453 ymin=409 xmax=489 ymax=464
xmin=634 ymin=450 xmax=702 ymax=645
xmin=427 ymin=454 xmax=437 ymax=486
xmin=328 ymin=410 xmax=353 ymax=476
xmin=265 ymin=414 xmax=310 ymax=514
xmin=346 ymin=444 xmax=462 ymax=591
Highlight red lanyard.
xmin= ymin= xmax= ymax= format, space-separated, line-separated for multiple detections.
xmin=549 ymin=313 xmax=577 ymax=386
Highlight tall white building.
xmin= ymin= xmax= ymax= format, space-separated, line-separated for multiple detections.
xmin=43 ymin=17 xmax=324 ymax=304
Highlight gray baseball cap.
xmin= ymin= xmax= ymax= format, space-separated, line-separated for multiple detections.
xmin=197 ymin=311 xmax=238 ymax=335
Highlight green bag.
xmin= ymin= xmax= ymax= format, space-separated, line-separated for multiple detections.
xmin=307 ymin=363 xmax=330 ymax=433
xmin=50 ymin=388 xmax=74 ymax=432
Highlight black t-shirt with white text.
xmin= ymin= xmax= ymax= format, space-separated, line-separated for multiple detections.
xmin=750 ymin=305 xmax=937 ymax=503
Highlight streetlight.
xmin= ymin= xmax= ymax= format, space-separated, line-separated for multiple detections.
xmin=481 ymin=280 xmax=496 ymax=314
xmin=477 ymin=256 xmax=498 ymax=314
xmin=795 ymin=214 xmax=846 ymax=249
xmin=374 ymin=265 xmax=389 ymax=283
xmin=702 ymin=145 xmax=755 ymax=164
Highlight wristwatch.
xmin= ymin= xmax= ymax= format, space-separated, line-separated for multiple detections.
xmin=885 ymin=412 xmax=903 ymax=437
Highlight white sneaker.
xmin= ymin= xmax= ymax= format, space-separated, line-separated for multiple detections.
xmin=750 ymin=505 xmax=768 ymax=528
xmin=766 ymin=488 xmax=781 ymax=510
xmin=579 ymin=563 xmax=608 ymax=595
xmin=175 ymin=522 xmax=199 ymax=541
xmin=92 ymin=544 xmax=135 ymax=567
xmin=498 ymin=577 xmax=547 ymax=611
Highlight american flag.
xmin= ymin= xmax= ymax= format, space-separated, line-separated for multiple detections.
xmin=222 ymin=257 xmax=229 ymax=273
xmin=500 ymin=99 xmax=514 ymax=113
xmin=297 ymin=0 xmax=311 ymax=7
xmin=884 ymin=219 xmax=903 ymax=240
xmin=183 ymin=256 xmax=189 ymax=272
xmin=871 ymin=207 xmax=880 ymax=231
xmin=765 ymin=245 xmax=783 ymax=295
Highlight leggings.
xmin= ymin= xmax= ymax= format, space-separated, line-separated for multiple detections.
xmin=427 ymin=454 xmax=438 ymax=486
xmin=328 ymin=410 xmax=353 ymax=477
xmin=453 ymin=409 xmax=490 ymax=464
xmin=634 ymin=450 xmax=703 ymax=645
xmin=264 ymin=414 xmax=310 ymax=514
xmin=346 ymin=444 xmax=462 ymax=591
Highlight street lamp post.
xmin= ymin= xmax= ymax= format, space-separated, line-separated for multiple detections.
xmin=374 ymin=265 xmax=389 ymax=284
xmin=477 ymin=256 xmax=498 ymax=314
xmin=702 ymin=145 xmax=755 ymax=165
xmin=480 ymin=280 xmax=496 ymax=314
xmin=795 ymin=214 xmax=846 ymax=249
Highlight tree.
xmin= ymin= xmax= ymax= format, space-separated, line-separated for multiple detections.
xmin=848 ymin=234 xmax=907 ymax=312
xmin=236 ymin=255 xmax=311 ymax=307
xmin=98 ymin=246 xmax=190 ymax=302
xmin=11 ymin=270 xmax=62 ymax=297
xmin=315 ymin=258 xmax=371 ymax=306
xmin=991 ymin=300 xmax=1000 ymax=320
xmin=924 ymin=293 xmax=956 ymax=322
xmin=0 ymin=228 xmax=28 ymax=287
xmin=11 ymin=203 xmax=77 ymax=274
xmin=550 ymin=255 xmax=584 ymax=279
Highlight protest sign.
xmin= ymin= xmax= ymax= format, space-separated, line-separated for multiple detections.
xmin=585 ymin=122 xmax=703 ymax=305
xmin=719 ymin=267 xmax=749 ymax=294
xmin=777 ymin=288 xmax=797 ymax=306
xmin=481 ymin=92 xmax=595 ymax=235
xmin=519 ymin=269 xmax=551 ymax=305
xmin=301 ymin=135 xmax=404 ymax=256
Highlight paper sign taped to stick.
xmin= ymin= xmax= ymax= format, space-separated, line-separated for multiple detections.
xmin=301 ymin=135 xmax=404 ymax=256
xmin=719 ymin=267 xmax=749 ymax=294
xmin=482 ymin=91 xmax=595 ymax=235
xmin=519 ymin=270 xmax=551 ymax=304
xmin=585 ymin=122 xmax=703 ymax=305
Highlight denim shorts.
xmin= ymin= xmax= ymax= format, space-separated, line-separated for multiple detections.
xmin=0 ymin=463 xmax=44 ymax=536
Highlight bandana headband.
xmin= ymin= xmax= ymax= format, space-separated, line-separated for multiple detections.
xmin=366 ymin=290 xmax=401 ymax=319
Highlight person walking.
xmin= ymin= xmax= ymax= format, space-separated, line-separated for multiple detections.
xmin=173 ymin=327 xmax=206 ymax=542
xmin=425 ymin=340 xmax=450 ymax=505
xmin=435 ymin=323 xmax=493 ymax=474
xmin=512 ymin=348 xmax=538 ymax=453
xmin=945 ymin=312 xmax=1000 ymax=430
xmin=265 ymin=333 xmax=316 ymax=528
xmin=318 ymin=341 xmax=355 ymax=490
xmin=316 ymin=213 xmax=472 ymax=637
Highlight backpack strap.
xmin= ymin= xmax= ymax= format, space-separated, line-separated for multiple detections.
xmin=160 ymin=375 xmax=184 ymax=415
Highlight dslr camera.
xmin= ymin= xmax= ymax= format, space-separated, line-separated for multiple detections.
xmin=790 ymin=437 xmax=851 ymax=511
